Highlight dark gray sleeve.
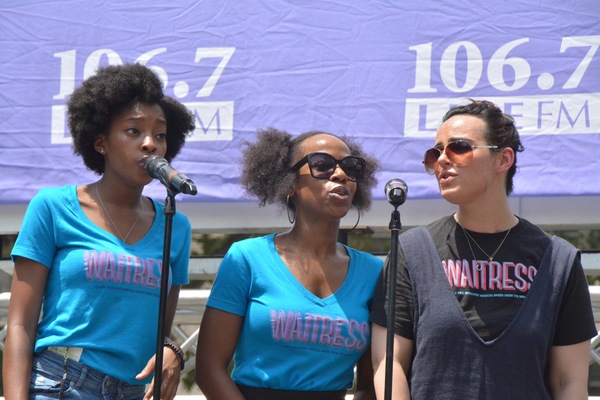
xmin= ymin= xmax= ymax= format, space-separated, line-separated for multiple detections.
xmin=370 ymin=249 xmax=416 ymax=339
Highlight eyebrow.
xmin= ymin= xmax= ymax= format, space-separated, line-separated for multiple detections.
xmin=124 ymin=116 xmax=167 ymax=125
xmin=434 ymin=137 xmax=472 ymax=147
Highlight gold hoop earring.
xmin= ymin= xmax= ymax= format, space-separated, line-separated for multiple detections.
xmin=286 ymin=195 xmax=295 ymax=224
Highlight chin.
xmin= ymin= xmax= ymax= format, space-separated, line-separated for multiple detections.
xmin=440 ymin=189 xmax=461 ymax=205
xmin=336 ymin=210 xmax=351 ymax=219
xmin=330 ymin=206 xmax=352 ymax=220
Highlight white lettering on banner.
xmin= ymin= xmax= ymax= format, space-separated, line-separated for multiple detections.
xmin=50 ymin=47 xmax=236 ymax=144
xmin=51 ymin=105 xmax=71 ymax=144
xmin=185 ymin=101 xmax=234 ymax=141
xmin=405 ymin=35 xmax=600 ymax=137
xmin=404 ymin=93 xmax=600 ymax=137
xmin=409 ymin=36 xmax=600 ymax=93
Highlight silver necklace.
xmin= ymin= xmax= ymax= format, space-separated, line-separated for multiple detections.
xmin=459 ymin=223 xmax=512 ymax=263
xmin=95 ymin=184 xmax=143 ymax=242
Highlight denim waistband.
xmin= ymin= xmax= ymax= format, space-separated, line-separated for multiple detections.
xmin=32 ymin=349 xmax=145 ymax=399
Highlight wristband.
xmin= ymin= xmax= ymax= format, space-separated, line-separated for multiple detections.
xmin=163 ymin=341 xmax=185 ymax=370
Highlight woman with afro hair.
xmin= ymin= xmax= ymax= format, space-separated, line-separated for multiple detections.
xmin=196 ymin=128 xmax=383 ymax=400
xmin=5 ymin=63 xmax=195 ymax=399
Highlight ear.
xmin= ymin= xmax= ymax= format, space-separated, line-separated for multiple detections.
xmin=94 ymin=134 xmax=106 ymax=155
xmin=496 ymin=147 xmax=514 ymax=174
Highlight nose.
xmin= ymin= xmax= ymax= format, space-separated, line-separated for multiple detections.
xmin=437 ymin=148 xmax=452 ymax=165
xmin=141 ymin=134 xmax=157 ymax=153
xmin=330 ymin=163 xmax=347 ymax=182
xmin=432 ymin=148 xmax=453 ymax=175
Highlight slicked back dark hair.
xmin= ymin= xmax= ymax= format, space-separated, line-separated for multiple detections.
xmin=241 ymin=128 xmax=380 ymax=213
xmin=67 ymin=63 xmax=195 ymax=174
xmin=443 ymin=99 xmax=524 ymax=195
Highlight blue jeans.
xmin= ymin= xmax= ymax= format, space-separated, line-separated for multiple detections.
xmin=30 ymin=349 xmax=146 ymax=400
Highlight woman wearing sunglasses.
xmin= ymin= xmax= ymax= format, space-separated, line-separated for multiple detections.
xmin=371 ymin=100 xmax=596 ymax=400
xmin=195 ymin=128 xmax=383 ymax=400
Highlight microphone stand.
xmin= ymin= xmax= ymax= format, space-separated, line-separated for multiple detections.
xmin=385 ymin=205 xmax=402 ymax=400
xmin=153 ymin=189 xmax=177 ymax=399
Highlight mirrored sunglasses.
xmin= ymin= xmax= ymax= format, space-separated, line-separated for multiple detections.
xmin=422 ymin=140 xmax=498 ymax=175
xmin=291 ymin=152 xmax=366 ymax=182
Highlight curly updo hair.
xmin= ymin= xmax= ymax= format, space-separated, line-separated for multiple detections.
xmin=67 ymin=63 xmax=195 ymax=174
xmin=443 ymin=99 xmax=524 ymax=195
xmin=241 ymin=128 xmax=380 ymax=213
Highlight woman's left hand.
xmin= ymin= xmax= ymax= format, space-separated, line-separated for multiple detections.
xmin=136 ymin=345 xmax=182 ymax=400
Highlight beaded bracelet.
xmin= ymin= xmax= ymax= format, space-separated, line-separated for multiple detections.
xmin=163 ymin=341 xmax=185 ymax=370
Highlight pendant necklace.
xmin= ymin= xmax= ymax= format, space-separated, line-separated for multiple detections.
xmin=95 ymin=184 xmax=143 ymax=242
xmin=459 ymin=223 xmax=512 ymax=268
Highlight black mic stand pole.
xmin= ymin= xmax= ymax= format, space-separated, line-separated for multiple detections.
xmin=385 ymin=205 xmax=401 ymax=400
xmin=153 ymin=189 xmax=177 ymax=399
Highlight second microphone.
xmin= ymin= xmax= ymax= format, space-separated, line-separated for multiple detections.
xmin=144 ymin=156 xmax=198 ymax=195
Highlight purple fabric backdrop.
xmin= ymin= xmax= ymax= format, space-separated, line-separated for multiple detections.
xmin=1 ymin=0 xmax=598 ymax=204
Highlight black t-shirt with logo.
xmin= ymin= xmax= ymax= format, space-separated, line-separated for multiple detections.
xmin=370 ymin=215 xmax=597 ymax=345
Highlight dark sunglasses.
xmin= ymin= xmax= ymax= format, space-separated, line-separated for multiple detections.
xmin=291 ymin=152 xmax=366 ymax=182
xmin=422 ymin=140 xmax=498 ymax=175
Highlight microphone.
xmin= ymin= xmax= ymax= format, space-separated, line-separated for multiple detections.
xmin=144 ymin=156 xmax=198 ymax=195
xmin=384 ymin=178 xmax=408 ymax=207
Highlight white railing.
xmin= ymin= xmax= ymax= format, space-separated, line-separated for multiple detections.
xmin=1 ymin=252 xmax=600 ymax=372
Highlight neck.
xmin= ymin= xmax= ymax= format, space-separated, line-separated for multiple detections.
xmin=455 ymin=200 xmax=517 ymax=233
xmin=96 ymin=179 xmax=143 ymax=208
xmin=283 ymin=219 xmax=342 ymax=257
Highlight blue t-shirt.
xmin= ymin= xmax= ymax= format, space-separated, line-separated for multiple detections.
xmin=206 ymin=234 xmax=383 ymax=391
xmin=10 ymin=185 xmax=191 ymax=384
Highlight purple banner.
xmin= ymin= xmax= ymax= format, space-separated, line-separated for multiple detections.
xmin=1 ymin=0 xmax=599 ymax=204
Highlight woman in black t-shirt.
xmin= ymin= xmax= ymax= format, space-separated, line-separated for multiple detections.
xmin=371 ymin=99 xmax=596 ymax=400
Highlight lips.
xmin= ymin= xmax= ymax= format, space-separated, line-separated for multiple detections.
xmin=139 ymin=156 xmax=151 ymax=169
xmin=439 ymin=170 xmax=451 ymax=179
xmin=438 ymin=170 xmax=456 ymax=185
xmin=329 ymin=185 xmax=350 ymax=199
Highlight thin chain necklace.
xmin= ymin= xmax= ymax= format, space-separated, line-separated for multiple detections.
xmin=459 ymin=223 xmax=512 ymax=263
xmin=95 ymin=184 xmax=143 ymax=242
